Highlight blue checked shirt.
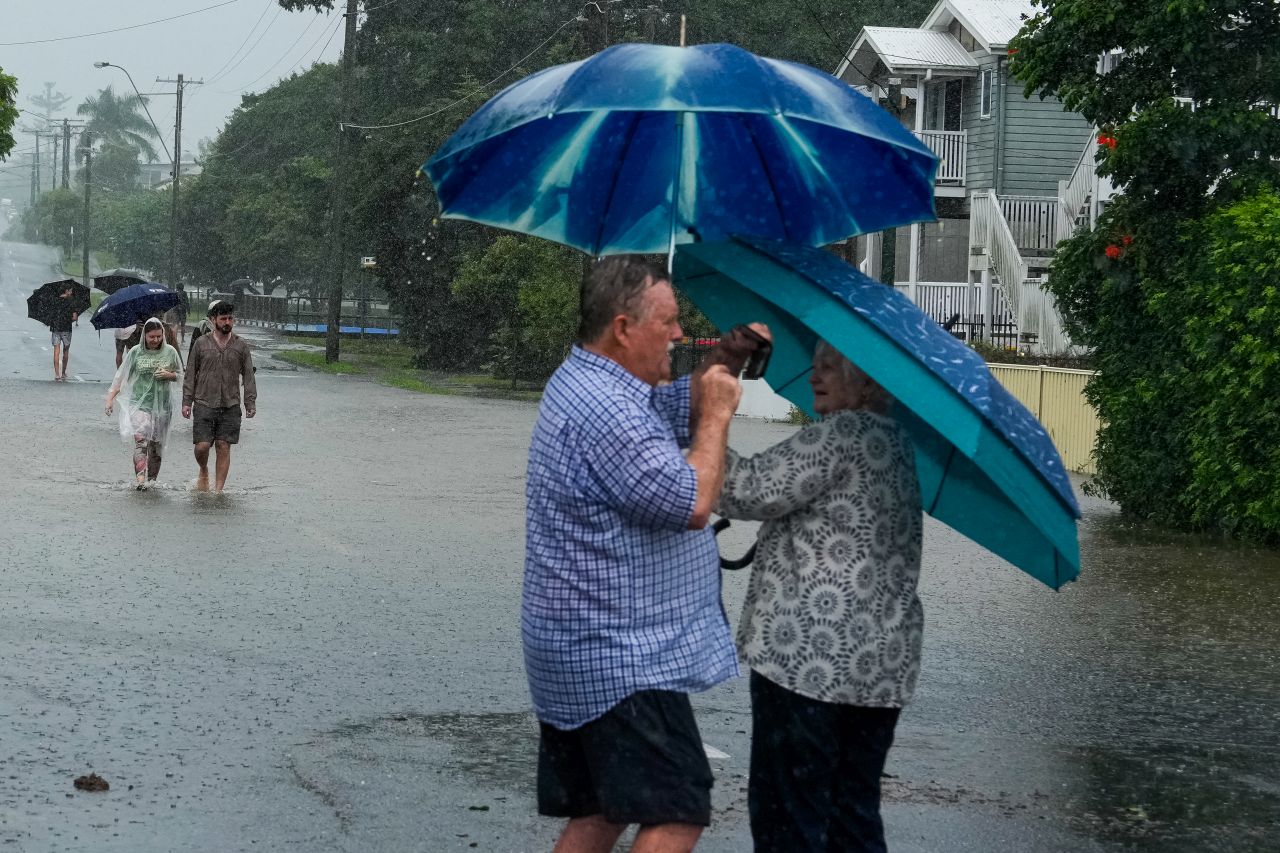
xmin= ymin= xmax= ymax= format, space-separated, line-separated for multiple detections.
xmin=523 ymin=346 xmax=738 ymax=730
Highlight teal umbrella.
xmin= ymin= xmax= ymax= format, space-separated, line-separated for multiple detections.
xmin=675 ymin=236 xmax=1081 ymax=589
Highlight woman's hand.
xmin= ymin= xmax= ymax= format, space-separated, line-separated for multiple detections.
xmin=105 ymin=395 xmax=115 ymax=416
xmin=155 ymin=368 xmax=177 ymax=381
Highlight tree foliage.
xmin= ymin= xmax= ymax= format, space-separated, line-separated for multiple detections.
xmin=77 ymin=86 xmax=162 ymax=163
xmin=0 ymin=67 xmax=17 ymax=161
xmin=1013 ymin=0 xmax=1280 ymax=541
xmin=178 ymin=64 xmax=339 ymax=290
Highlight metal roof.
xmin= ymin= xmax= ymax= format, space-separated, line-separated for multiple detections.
xmin=925 ymin=0 xmax=1035 ymax=49
xmin=853 ymin=27 xmax=979 ymax=75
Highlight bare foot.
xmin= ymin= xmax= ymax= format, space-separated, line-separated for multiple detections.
xmin=195 ymin=472 xmax=209 ymax=492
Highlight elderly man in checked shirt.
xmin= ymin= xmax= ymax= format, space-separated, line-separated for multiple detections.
xmin=524 ymin=255 xmax=770 ymax=853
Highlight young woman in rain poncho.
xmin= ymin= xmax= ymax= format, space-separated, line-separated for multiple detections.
xmin=105 ymin=318 xmax=182 ymax=489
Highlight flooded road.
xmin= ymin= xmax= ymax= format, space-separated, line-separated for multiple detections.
xmin=0 ymin=290 xmax=1276 ymax=850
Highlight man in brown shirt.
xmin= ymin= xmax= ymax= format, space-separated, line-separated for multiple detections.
xmin=181 ymin=301 xmax=257 ymax=491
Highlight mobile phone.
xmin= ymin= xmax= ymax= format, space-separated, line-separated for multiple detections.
xmin=735 ymin=325 xmax=772 ymax=380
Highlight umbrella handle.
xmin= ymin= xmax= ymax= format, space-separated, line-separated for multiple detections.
xmin=711 ymin=517 xmax=757 ymax=571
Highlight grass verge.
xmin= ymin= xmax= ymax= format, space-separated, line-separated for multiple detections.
xmin=274 ymin=350 xmax=362 ymax=374
xmin=278 ymin=335 xmax=544 ymax=400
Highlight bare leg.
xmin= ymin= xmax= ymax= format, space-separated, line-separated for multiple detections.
xmin=61 ymin=346 xmax=70 ymax=379
xmin=194 ymin=441 xmax=211 ymax=490
xmin=52 ymin=344 xmax=61 ymax=380
xmin=213 ymin=440 xmax=231 ymax=491
xmin=133 ymin=436 xmax=149 ymax=488
xmin=553 ymin=816 xmax=627 ymax=853
xmin=148 ymin=442 xmax=162 ymax=481
xmin=629 ymin=824 xmax=703 ymax=853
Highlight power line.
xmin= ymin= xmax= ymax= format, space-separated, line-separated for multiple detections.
xmin=0 ymin=0 xmax=243 ymax=47
xmin=206 ymin=4 xmax=286 ymax=86
xmin=204 ymin=0 xmax=276 ymax=83
xmin=341 ymin=13 xmax=582 ymax=132
xmin=223 ymin=12 xmax=325 ymax=93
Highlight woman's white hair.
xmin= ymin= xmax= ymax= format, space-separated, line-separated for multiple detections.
xmin=814 ymin=340 xmax=893 ymax=411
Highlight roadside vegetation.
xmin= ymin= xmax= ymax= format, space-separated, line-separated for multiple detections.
xmin=1014 ymin=0 xmax=1280 ymax=542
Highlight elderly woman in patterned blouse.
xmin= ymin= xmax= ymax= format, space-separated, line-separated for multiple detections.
xmin=718 ymin=339 xmax=923 ymax=853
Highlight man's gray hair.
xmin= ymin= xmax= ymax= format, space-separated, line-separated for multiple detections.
xmin=578 ymin=255 xmax=669 ymax=344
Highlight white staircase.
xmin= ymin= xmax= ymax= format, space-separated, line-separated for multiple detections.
xmin=970 ymin=189 xmax=1070 ymax=353
xmin=965 ymin=138 xmax=1105 ymax=354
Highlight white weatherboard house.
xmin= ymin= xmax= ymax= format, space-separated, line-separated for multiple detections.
xmin=836 ymin=0 xmax=1115 ymax=353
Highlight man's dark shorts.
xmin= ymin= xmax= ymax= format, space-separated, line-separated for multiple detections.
xmin=192 ymin=403 xmax=242 ymax=445
xmin=537 ymin=690 xmax=713 ymax=827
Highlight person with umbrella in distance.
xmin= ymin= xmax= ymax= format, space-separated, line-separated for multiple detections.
xmin=181 ymin=301 xmax=256 ymax=492
xmin=105 ymin=318 xmax=182 ymax=490
xmin=44 ymin=284 xmax=81 ymax=381
xmin=522 ymin=256 xmax=767 ymax=853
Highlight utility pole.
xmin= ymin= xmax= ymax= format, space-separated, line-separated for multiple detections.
xmin=30 ymin=132 xmax=41 ymax=200
xmin=81 ymin=133 xmax=92 ymax=289
xmin=325 ymin=0 xmax=359 ymax=363
xmin=62 ymin=120 xmax=71 ymax=189
xmin=157 ymin=74 xmax=202 ymax=288
xmin=50 ymin=133 xmax=58 ymax=192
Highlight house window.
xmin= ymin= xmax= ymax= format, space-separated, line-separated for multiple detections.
xmin=980 ymin=69 xmax=994 ymax=118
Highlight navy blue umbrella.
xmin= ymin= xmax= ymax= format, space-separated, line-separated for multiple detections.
xmin=426 ymin=42 xmax=937 ymax=257
xmin=90 ymin=283 xmax=180 ymax=330
xmin=675 ymin=237 xmax=1081 ymax=589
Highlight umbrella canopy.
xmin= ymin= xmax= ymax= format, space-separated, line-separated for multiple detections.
xmin=674 ymin=237 xmax=1081 ymax=589
xmin=27 ymin=279 xmax=91 ymax=327
xmin=426 ymin=42 xmax=937 ymax=256
xmin=93 ymin=268 xmax=149 ymax=295
xmin=90 ymin=283 xmax=180 ymax=331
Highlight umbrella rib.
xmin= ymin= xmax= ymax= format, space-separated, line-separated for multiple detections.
xmin=926 ymin=445 xmax=956 ymax=516
xmin=592 ymin=112 xmax=644 ymax=256
xmin=741 ymin=116 xmax=791 ymax=237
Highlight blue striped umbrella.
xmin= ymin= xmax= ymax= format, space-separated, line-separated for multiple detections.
xmin=675 ymin=236 xmax=1081 ymax=589
xmin=426 ymin=42 xmax=937 ymax=257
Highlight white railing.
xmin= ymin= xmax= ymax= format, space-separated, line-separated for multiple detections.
xmin=914 ymin=129 xmax=967 ymax=184
xmin=971 ymin=189 xmax=1029 ymax=329
xmin=1000 ymin=195 xmax=1059 ymax=254
xmin=1016 ymin=277 xmax=1072 ymax=354
xmin=1056 ymin=142 xmax=1097 ymax=242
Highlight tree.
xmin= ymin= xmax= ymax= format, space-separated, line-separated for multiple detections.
xmin=0 ymin=67 xmax=17 ymax=160
xmin=1012 ymin=0 xmax=1280 ymax=540
xmin=178 ymin=64 xmax=339 ymax=290
xmin=85 ymin=141 xmax=143 ymax=195
xmin=76 ymin=85 xmax=161 ymax=163
xmin=20 ymin=187 xmax=81 ymax=251
xmin=453 ymin=236 xmax=580 ymax=381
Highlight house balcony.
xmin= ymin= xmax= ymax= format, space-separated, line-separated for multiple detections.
xmin=914 ymin=129 xmax=966 ymax=186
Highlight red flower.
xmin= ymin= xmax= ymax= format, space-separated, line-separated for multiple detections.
xmin=1121 ymin=235 xmax=1134 ymax=246
xmin=1105 ymin=245 xmax=1123 ymax=260
xmin=1007 ymin=47 xmax=1019 ymax=55
xmin=1097 ymin=133 xmax=1118 ymax=150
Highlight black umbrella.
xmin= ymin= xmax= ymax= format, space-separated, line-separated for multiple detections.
xmin=28 ymin=279 xmax=91 ymax=328
xmin=93 ymin=268 xmax=149 ymax=295
xmin=227 ymin=278 xmax=259 ymax=295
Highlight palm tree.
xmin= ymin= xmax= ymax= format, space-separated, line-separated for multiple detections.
xmin=76 ymin=86 xmax=160 ymax=163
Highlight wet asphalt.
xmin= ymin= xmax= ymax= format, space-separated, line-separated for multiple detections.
xmin=2 ymin=240 xmax=1278 ymax=852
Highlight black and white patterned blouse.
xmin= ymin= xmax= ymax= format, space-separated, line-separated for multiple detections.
xmin=719 ymin=409 xmax=924 ymax=707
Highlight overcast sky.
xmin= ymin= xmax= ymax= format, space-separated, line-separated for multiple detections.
xmin=2 ymin=0 xmax=344 ymax=178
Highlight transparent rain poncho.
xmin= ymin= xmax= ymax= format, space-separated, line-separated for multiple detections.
xmin=108 ymin=331 xmax=183 ymax=453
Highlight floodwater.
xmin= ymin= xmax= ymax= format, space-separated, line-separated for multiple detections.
xmin=1 ymin=248 xmax=1277 ymax=850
